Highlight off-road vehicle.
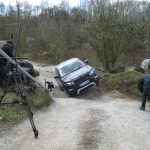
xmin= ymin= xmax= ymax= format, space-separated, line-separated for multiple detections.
xmin=54 ymin=58 xmax=100 ymax=96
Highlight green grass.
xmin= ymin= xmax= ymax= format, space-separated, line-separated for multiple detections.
xmin=24 ymin=53 xmax=57 ymax=66
xmin=102 ymin=71 xmax=143 ymax=98
xmin=28 ymin=88 xmax=52 ymax=110
xmin=0 ymin=88 xmax=52 ymax=129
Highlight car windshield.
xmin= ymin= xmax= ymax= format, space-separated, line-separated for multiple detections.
xmin=59 ymin=60 xmax=85 ymax=77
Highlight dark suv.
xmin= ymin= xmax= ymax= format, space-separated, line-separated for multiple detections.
xmin=54 ymin=58 xmax=100 ymax=96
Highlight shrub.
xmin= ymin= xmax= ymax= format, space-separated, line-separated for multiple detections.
xmin=102 ymin=71 xmax=143 ymax=97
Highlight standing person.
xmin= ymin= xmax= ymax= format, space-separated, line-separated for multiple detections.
xmin=0 ymin=40 xmax=14 ymax=75
xmin=148 ymin=60 xmax=150 ymax=73
xmin=138 ymin=74 xmax=150 ymax=111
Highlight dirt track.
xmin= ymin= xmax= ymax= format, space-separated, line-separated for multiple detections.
xmin=1 ymin=64 xmax=150 ymax=150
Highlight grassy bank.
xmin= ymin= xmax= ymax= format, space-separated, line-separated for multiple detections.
xmin=101 ymin=71 xmax=143 ymax=98
xmin=0 ymin=88 xmax=52 ymax=130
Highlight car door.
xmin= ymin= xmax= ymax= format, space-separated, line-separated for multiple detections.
xmin=55 ymin=69 xmax=64 ymax=90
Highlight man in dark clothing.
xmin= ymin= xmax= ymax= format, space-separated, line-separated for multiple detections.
xmin=0 ymin=40 xmax=14 ymax=75
xmin=19 ymin=67 xmax=37 ymax=88
xmin=148 ymin=60 xmax=150 ymax=73
xmin=138 ymin=74 xmax=150 ymax=111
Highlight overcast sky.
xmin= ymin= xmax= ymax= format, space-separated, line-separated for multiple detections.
xmin=1 ymin=0 xmax=150 ymax=8
xmin=2 ymin=0 xmax=80 ymax=7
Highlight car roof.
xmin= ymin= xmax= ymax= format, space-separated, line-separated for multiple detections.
xmin=55 ymin=58 xmax=80 ymax=70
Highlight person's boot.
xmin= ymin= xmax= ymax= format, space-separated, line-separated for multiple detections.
xmin=139 ymin=106 xmax=145 ymax=111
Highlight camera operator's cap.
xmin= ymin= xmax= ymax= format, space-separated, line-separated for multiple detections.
xmin=5 ymin=40 xmax=13 ymax=47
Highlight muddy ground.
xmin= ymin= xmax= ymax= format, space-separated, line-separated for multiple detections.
xmin=1 ymin=64 xmax=150 ymax=150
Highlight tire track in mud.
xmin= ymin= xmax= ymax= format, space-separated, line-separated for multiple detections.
xmin=76 ymin=108 xmax=106 ymax=150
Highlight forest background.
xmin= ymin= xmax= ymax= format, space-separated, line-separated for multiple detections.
xmin=0 ymin=0 xmax=150 ymax=71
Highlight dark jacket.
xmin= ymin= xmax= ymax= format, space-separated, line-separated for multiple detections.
xmin=0 ymin=43 xmax=14 ymax=65
xmin=138 ymin=74 xmax=150 ymax=92
xmin=19 ymin=67 xmax=35 ymax=87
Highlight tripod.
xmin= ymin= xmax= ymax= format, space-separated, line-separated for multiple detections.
xmin=0 ymin=65 xmax=38 ymax=138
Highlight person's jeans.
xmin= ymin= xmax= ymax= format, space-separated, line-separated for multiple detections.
xmin=142 ymin=82 xmax=150 ymax=108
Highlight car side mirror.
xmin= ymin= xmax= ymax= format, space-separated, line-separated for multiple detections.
xmin=54 ymin=75 xmax=59 ymax=78
xmin=84 ymin=59 xmax=88 ymax=64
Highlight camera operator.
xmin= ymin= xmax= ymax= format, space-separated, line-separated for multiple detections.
xmin=0 ymin=40 xmax=14 ymax=75
xmin=19 ymin=67 xmax=39 ymax=88
xmin=138 ymin=74 xmax=150 ymax=111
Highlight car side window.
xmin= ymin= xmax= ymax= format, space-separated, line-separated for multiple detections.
xmin=55 ymin=69 xmax=59 ymax=76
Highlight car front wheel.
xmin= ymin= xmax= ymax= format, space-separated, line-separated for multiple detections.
xmin=65 ymin=89 xmax=77 ymax=97
xmin=59 ymin=85 xmax=64 ymax=91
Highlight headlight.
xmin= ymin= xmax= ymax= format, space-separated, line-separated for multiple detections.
xmin=89 ymin=69 xmax=95 ymax=75
xmin=64 ymin=81 xmax=74 ymax=86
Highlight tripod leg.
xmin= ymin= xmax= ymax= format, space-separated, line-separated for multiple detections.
xmin=22 ymin=100 xmax=39 ymax=138
xmin=0 ymin=74 xmax=11 ymax=104
xmin=14 ymin=73 xmax=38 ymax=138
